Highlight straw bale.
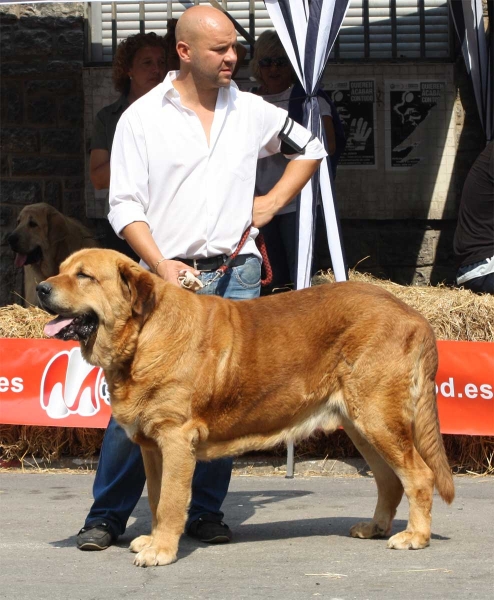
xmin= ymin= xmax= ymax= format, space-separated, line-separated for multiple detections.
xmin=314 ymin=269 xmax=494 ymax=342
xmin=1 ymin=277 xmax=493 ymax=472
xmin=0 ymin=304 xmax=51 ymax=339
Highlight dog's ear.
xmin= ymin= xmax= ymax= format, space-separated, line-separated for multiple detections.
xmin=47 ymin=207 xmax=69 ymax=244
xmin=118 ymin=260 xmax=156 ymax=321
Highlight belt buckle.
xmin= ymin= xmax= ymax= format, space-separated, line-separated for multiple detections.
xmin=193 ymin=258 xmax=199 ymax=270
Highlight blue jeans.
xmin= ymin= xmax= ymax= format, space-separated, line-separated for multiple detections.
xmin=85 ymin=256 xmax=261 ymax=538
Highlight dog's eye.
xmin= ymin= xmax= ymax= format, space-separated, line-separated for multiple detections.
xmin=77 ymin=272 xmax=92 ymax=280
xmin=28 ymin=221 xmax=38 ymax=228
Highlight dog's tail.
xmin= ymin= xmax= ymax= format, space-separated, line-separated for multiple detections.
xmin=413 ymin=334 xmax=455 ymax=504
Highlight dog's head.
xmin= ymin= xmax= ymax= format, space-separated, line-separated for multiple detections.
xmin=6 ymin=203 xmax=68 ymax=269
xmin=38 ymin=248 xmax=156 ymax=369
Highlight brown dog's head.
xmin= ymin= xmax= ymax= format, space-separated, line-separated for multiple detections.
xmin=6 ymin=203 xmax=68 ymax=269
xmin=37 ymin=248 xmax=156 ymax=369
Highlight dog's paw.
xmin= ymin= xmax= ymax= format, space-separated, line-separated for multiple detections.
xmin=130 ymin=535 xmax=153 ymax=553
xmin=387 ymin=530 xmax=430 ymax=550
xmin=350 ymin=521 xmax=388 ymax=539
xmin=133 ymin=545 xmax=177 ymax=567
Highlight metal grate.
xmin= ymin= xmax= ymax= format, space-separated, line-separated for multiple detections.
xmin=88 ymin=0 xmax=451 ymax=63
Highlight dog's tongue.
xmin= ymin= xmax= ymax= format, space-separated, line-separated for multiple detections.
xmin=44 ymin=316 xmax=74 ymax=338
xmin=14 ymin=253 xmax=27 ymax=268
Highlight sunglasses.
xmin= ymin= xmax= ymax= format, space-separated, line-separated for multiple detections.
xmin=258 ymin=57 xmax=290 ymax=68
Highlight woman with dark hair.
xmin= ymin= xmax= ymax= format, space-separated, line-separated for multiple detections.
xmin=89 ymin=32 xmax=167 ymax=191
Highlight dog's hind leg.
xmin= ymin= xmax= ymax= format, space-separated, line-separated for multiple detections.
xmin=348 ymin=414 xmax=435 ymax=550
xmin=133 ymin=427 xmax=196 ymax=567
xmin=130 ymin=447 xmax=162 ymax=554
xmin=343 ymin=419 xmax=404 ymax=540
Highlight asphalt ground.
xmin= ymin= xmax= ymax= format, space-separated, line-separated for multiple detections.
xmin=0 ymin=470 xmax=493 ymax=600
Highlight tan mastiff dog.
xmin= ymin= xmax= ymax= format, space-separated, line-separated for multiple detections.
xmin=38 ymin=248 xmax=454 ymax=567
xmin=7 ymin=202 xmax=98 ymax=306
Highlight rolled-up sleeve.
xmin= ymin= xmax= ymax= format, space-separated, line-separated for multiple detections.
xmin=257 ymin=99 xmax=327 ymax=162
xmin=108 ymin=109 xmax=151 ymax=238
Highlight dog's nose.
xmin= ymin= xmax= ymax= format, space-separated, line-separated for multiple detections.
xmin=6 ymin=232 xmax=18 ymax=246
xmin=36 ymin=282 xmax=52 ymax=298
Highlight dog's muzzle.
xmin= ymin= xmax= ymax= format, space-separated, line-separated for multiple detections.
xmin=37 ymin=282 xmax=99 ymax=342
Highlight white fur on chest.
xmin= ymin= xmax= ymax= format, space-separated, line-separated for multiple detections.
xmin=121 ymin=420 xmax=140 ymax=441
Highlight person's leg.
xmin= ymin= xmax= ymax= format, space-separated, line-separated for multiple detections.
xmin=277 ymin=211 xmax=297 ymax=285
xmin=462 ymin=273 xmax=494 ymax=294
xmin=186 ymin=258 xmax=261 ymax=540
xmin=313 ymin=205 xmax=332 ymax=275
xmin=260 ymin=216 xmax=291 ymax=294
xmin=456 ymin=258 xmax=494 ymax=294
xmin=78 ymin=416 xmax=146 ymax=548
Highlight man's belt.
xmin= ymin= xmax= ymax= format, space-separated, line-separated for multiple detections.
xmin=173 ymin=253 xmax=254 ymax=272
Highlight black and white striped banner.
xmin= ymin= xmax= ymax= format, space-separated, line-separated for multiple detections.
xmin=265 ymin=0 xmax=350 ymax=290
xmin=449 ymin=0 xmax=493 ymax=142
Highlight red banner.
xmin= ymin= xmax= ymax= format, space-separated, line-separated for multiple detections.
xmin=0 ymin=338 xmax=493 ymax=435
xmin=0 ymin=339 xmax=111 ymax=428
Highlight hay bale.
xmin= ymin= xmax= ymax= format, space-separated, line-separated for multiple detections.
xmin=0 ymin=304 xmax=52 ymax=339
xmin=314 ymin=269 xmax=494 ymax=342
xmin=1 ymin=282 xmax=493 ymax=473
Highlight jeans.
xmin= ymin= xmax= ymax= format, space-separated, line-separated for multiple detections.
xmin=85 ymin=256 xmax=261 ymax=538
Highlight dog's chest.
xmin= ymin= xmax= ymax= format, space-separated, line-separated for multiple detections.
xmin=120 ymin=420 xmax=140 ymax=441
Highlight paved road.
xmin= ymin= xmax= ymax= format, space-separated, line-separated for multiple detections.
xmin=0 ymin=471 xmax=492 ymax=600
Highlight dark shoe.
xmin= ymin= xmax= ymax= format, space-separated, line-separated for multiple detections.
xmin=186 ymin=517 xmax=232 ymax=544
xmin=77 ymin=522 xmax=115 ymax=551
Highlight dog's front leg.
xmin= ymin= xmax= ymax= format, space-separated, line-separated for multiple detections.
xmin=129 ymin=447 xmax=162 ymax=554
xmin=133 ymin=428 xmax=196 ymax=567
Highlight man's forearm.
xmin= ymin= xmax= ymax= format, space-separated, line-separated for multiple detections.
xmin=120 ymin=221 xmax=197 ymax=284
xmin=253 ymin=158 xmax=322 ymax=228
xmin=120 ymin=221 xmax=163 ymax=272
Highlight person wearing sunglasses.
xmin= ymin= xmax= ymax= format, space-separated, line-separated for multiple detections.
xmin=249 ymin=30 xmax=338 ymax=294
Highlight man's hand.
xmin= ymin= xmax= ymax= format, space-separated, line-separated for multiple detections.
xmin=252 ymin=193 xmax=280 ymax=228
xmin=156 ymin=259 xmax=199 ymax=286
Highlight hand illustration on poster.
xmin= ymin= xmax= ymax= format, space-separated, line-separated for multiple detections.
xmin=347 ymin=117 xmax=373 ymax=152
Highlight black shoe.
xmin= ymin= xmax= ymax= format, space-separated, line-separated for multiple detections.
xmin=77 ymin=522 xmax=115 ymax=551
xmin=186 ymin=517 xmax=232 ymax=544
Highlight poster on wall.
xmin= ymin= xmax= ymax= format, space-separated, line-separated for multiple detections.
xmin=325 ymin=80 xmax=376 ymax=169
xmin=385 ymin=80 xmax=446 ymax=170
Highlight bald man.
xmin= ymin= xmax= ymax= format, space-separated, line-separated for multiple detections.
xmin=77 ymin=6 xmax=327 ymax=558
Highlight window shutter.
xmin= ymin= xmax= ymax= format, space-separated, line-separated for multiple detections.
xmin=337 ymin=0 xmax=449 ymax=59
xmin=91 ymin=0 xmax=450 ymax=62
xmin=94 ymin=0 xmax=273 ymax=62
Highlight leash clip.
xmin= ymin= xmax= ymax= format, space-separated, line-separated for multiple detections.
xmin=202 ymin=267 xmax=226 ymax=289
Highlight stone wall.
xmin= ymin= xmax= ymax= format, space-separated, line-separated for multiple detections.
xmin=0 ymin=2 xmax=87 ymax=306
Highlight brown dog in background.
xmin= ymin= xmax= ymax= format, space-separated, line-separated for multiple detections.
xmin=7 ymin=202 xmax=99 ymax=306
xmin=38 ymin=248 xmax=455 ymax=568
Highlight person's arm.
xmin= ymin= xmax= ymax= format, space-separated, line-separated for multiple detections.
xmin=322 ymin=115 xmax=336 ymax=156
xmin=253 ymin=99 xmax=327 ymax=227
xmin=253 ymin=157 xmax=321 ymax=228
xmin=121 ymin=221 xmax=197 ymax=285
xmin=89 ymin=149 xmax=111 ymax=189
xmin=90 ymin=109 xmax=111 ymax=189
xmin=108 ymin=113 xmax=198 ymax=286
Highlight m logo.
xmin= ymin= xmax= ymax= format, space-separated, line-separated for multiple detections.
xmin=40 ymin=348 xmax=108 ymax=419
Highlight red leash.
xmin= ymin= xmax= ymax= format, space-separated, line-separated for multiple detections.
xmin=211 ymin=226 xmax=273 ymax=287
xmin=255 ymin=232 xmax=273 ymax=287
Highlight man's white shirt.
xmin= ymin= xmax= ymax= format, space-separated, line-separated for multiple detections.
xmin=109 ymin=71 xmax=327 ymax=264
